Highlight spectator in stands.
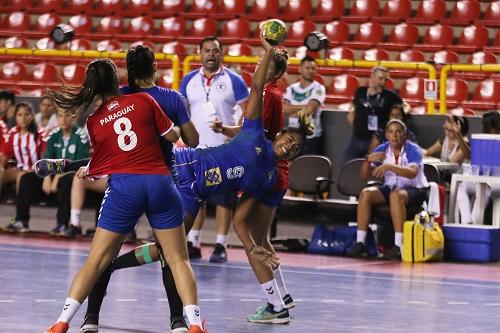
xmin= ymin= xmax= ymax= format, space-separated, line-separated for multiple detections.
xmin=1 ymin=102 xmax=45 ymax=232
xmin=35 ymin=96 xmax=57 ymax=133
xmin=367 ymin=104 xmax=417 ymax=153
xmin=0 ymin=90 xmax=16 ymax=129
xmin=180 ymin=36 xmax=249 ymax=263
xmin=347 ymin=119 xmax=428 ymax=260
xmin=422 ymin=115 xmax=469 ymax=164
xmin=11 ymin=109 xmax=90 ymax=234
xmin=283 ymin=56 xmax=325 ymax=155
xmin=342 ymin=66 xmax=402 ymax=166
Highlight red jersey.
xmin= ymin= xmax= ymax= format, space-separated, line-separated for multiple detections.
xmin=263 ymin=82 xmax=289 ymax=191
xmin=86 ymin=93 xmax=174 ymax=177
xmin=0 ymin=126 xmax=46 ymax=171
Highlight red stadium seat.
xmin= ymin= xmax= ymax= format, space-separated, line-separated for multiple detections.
xmin=449 ymin=107 xmax=475 ymax=116
xmin=409 ymin=0 xmax=446 ymax=25
xmin=95 ymin=15 xmax=124 ymax=39
xmin=282 ymin=0 xmax=312 ymax=20
xmin=30 ymin=63 xmax=58 ymax=84
xmin=0 ymin=12 xmax=31 ymax=35
xmin=3 ymin=0 xmax=31 ymax=11
xmin=130 ymin=40 xmax=155 ymax=50
xmin=345 ymin=22 xmax=384 ymax=49
xmin=399 ymin=77 xmax=425 ymax=106
xmin=93 ymin=0 xmax=124 ymax=15
xmin=462 ymin=80 xmax=500 ymax=110
xmin=285 ymin=20 xmax=316 ymax=47
xmin=34 ymin=13 xmax=62 ymax=34
xmin=468 ymin=52 xmax=497 ymax=64
xmin=485 ymin=30 xmax=500 ymax=53
xmin=156 ymin=69 xmax=174 ymax=88
xmin=161 ymin=41 xmax=187 ymax=55
xmin=225 ymin=43 xmax=253 ymax=57
xmin=181 ymin=0 xmax=217 ymax=19
xmin=124 ymin=0 xmax=154 ymax=16
xmin=67 ymin=38 xmax=92 ymax=51
xmin=432 ymin=50 xmax=460 ymax=64
xmin=35 ymin=37 xmax=57 ymax=50
xmin=415 ymin=24 xmax=454 ymax=52
xmin=448 ymin=25 xmax=489 ymax=54
xmin=344 ymin=0 xmax=380 ymax=23
xmin=239 ymin=70 xmax=252 ymax=87
xmin=445 ymin=78 xmax=469 ymax=108
xmin=443 ymin=0 xmax=481 ymax=26
xmin=314 ymin=0 xmax=344 ymax=22
xmin=322 ymin=20 xmax=350 ymax=46
xmin=0 ymin=62 xmax=27 ymax=81
xmin=247 ymin=0 xmax=279 ymax=21
xmin=397 ymin=49 xmax=426 ymax=62
xmin=68 ymin=14 xmax=93 ymax=35
xmin=361 ymin=48 xmax=389 ymax=61
xmin=178 ymin=18 xmax=217 ymax=44
xmin=59 ymin=0 xmax=93 ymax=15
xmin=3 ymin=36 xmax=28 ymax=49
xmin=220 ymin=18 xmax=251 ymax=44
xmin=384 ymin=23 xmax=418 ymax=51
xmin=214 ymin=0 xmax=247 ymax=19
xmin=30 ymin=0 xmax=64 ymax=14
xmin=482 ymin=1 xmax=500 ymax=27
xmin=376 ymin=0 xmax=411 ymax=23
xmin=327 ymin=46 xmax=354 ymax=60
xmin=95 ymin=40 xmax=121 ymax=52
xmin=154 ymin=0 xmax=185 ymax=17
xmin=124 ymin=16 xmax=154 ymax=40
xmin=325 ymin=74 xmax=359 ymax=104
xmin=62 ymin=64 xmax=86 ymax=85
xmin=155 ymin=17 xmax=186 ymax=43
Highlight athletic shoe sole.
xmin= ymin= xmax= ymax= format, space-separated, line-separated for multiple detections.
xmin=170 ymin=327 xmax=188 ymax=333
xmin=247 ymin=316 xmax=291 ymax=324
xmin=80 ymin=323 xmax=98 ymax=333
xmin=285 ymin=300 xmax=296 ymax=309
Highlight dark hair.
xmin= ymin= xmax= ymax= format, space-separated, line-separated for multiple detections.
xmin=390 ymin=104 xmax=407 ymax=122
xmin=199 ymin=36 xmax=223 ymax=52
xmin=451 ymin=115 xmax=469 ymax=136
xmin=272 ymin=49 xmax=288 ymax=79
xmin=482 ymin=111 xmax=500 ymax=134
xmin=300 ymin=55 xmax=316 ymax=65
xmin=385 ymin=118 xmax=407 ymax=134
xmin=126 ymin=45 xmax=156 ymax=91
xmin=15 ymin=102 xmax=38 ymax=138
xmin=277 ymin=113 xmax=314 ymax=159
xmin=48 ymin=59 xmax=120 ymax=116
xmin=0 ymin=90 xmax=15 ymax=104
xmin=40 ymin=95 xmax=53 ymax=104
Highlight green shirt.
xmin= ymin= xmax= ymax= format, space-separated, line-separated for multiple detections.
xmin=43 ymin=126 xmax=90 ymax=160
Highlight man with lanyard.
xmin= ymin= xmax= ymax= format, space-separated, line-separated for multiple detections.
xmin=342 ymin=66 xmax=402 ymax=166
xmin=180 ymin=36 xmax=249 ymax=263
xmin=283 ymin=56 xmax=325 ymax=155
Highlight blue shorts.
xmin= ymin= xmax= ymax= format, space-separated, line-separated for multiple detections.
xmin=97 ymin=174 xmax=183 ymax=234
xmin=256 ymin=189 xmax=286 ymax=208
xmin=376 ymin=185 xmax=428 ymax=206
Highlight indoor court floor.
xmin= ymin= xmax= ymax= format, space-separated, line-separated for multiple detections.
xmin=1 ymin=233 xmax=500 ymax=333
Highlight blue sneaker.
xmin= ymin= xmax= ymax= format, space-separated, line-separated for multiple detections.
xmin=247 ymin=303 xmax=290 ymax=324
xmin=61 ymin=225 xmax=82 ymax=238
xmin=34 ymin=159 xmax=69 ymax=177
xmin=49 ymin=224 xmax=66 ymax=236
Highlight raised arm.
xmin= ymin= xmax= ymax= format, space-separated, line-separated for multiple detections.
xmin=244 ymin=35 xmax=275 ymax=121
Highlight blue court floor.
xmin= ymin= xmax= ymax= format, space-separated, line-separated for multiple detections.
xmin=1 ymin=234 xmax=499 ymax=333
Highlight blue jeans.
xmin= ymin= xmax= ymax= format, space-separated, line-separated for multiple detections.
xmin=341 ymin=136 xmax=371 ymax=166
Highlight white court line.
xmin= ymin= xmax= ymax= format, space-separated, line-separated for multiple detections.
xmin=35 ymin=299 xmax=56 ymax=303
xmin=447 ymin=301 xmax=469 ymax=305
xmin=0 ymin=300 xmax=14 ymax=303
xmin=364 ymin=300 xmax=386 ymax=304
xmin=322 ymin=299 xmax=345 ymax=303
xmin=483 ymin=303 xmax=500 ymax=306
xmin=115 ymin=299 xmax=137 ymax=302
xmin=200 ymin=298 xmax=221 ymax=302
xmin=2 ymin=246 xmax=500 ymax=290
xmin=239 ymin=299 xmax=261 ymax=302
xmin=407 ymin=301 xmax=428 ymax=304
xmin=157 ymin=298 xmax=168 ymax=302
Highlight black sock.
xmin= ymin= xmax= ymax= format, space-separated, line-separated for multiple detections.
xmin=111 ymin=248 xmax=141 ymax=271
xmin=162 ymin=260 xmax=184 ymax=320
xmin=85 ymin=263 xmax=113 ymax=318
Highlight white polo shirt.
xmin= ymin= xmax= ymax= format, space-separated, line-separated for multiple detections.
xmin=180 ymin=66 xmax=249 ymax=148
xmin=283 ymin=80 xmax=325 ymax=139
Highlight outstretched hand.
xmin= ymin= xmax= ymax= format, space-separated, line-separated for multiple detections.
xmin=250 ymin=245 xmax=280 ymax=270
xmin=209 ymin=117 xmax=223 ymax=134
xmin=76 ymin=166 xmax=89 ymax=180
xmin=260 ymin=32 xmax=275 ymax=52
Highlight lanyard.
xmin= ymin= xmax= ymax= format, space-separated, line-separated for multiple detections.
xmin=366 ymin=90 xmax=381 ymax=114
xmin=201 ymin=72 xmax=219 ymax=102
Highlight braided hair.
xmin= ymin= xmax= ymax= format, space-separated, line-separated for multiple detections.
xmin=126 ymin=45 xmax=156 ymax=91
xmin=49 ymin=59 xmax=120 ymax=117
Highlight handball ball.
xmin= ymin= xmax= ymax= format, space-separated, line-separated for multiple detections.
xmin=260 ymin=19 xmax=288 ymax=46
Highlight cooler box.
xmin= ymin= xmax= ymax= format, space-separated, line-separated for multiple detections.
xmin=470 ymin=134 xmax=500 ymax=172
xmin=442 ymin=224 xmax=500 ymax=262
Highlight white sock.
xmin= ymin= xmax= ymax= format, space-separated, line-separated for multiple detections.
xmin=188 ymin=230 xmax=201 ymax=248
xmin=70 ymin=209 xmax=81 ymax=227
xmin=395 ymin=232 xmax=403 ymax=248
xmin=274 ymin=266 xmax=289 ymax=296
xmin=261 ymin=279 xmax=284 ymax=312
xmin=215 ymin=234 xmax=228 ymax=248
xmin=56 ymin=298 xmax=81 ymax=323
xmin=184 ymin=304 xmax=202 ymax=328
xmin=356 ymin=229 xmax=367 ymax=244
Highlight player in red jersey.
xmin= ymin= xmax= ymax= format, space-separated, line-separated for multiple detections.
xmin=44 ymin=59 xmax=208 ymax=333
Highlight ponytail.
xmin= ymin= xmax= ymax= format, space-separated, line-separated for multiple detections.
xmin=126 ymin=45 xmax=155 ymax=92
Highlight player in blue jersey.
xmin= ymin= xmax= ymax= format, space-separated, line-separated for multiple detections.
xmin=36 ymin=35 xmax=310 ymax=330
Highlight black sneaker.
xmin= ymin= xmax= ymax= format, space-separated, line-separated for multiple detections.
xmin=187 ymin=241 xmax=202 ymax=259
xmin=170 ymin=316 xmax=188 ymax=333
xmin=2 ymin=220 xmax=28 ymax=233
xmin=209 ymin=243 xmax=227 ymax=263
xmin=346 ymin=242 xmax=369 ymax=258
xmin=282 ymin=294 xmax=296 ymax=309
xmin=382 ymin=246 xmax=402 ymax=261
xmin=85 ymin=227 xmax=96 ymax=237
xmin=34 ymin=158 xmax=69 ymax=177
xmin=49 ymin=224 xmax=65 ymax=236
xmin=61 ymin=225 xmax=82 ymax=238
xmin=80 ymin=314 xmax=98 ymax=333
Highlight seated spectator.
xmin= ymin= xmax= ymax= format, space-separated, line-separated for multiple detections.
xmin=35 ymin=95 xmax=57 ymax=133
xmin=0 ymin=102 xmax=45 ymax=232
xmin=367 ymin=104 xmax=417 ymax=153
xmin=422 ymin=115 xmax=469 ymax=164
xmin=0 ymin=90 xmax=16 ymax=129
xmin=347 ymin=119 xmax=429 ymax=260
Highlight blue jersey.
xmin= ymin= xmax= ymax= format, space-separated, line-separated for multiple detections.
xmin=121 ymin=85 xmax=189 ymax=174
